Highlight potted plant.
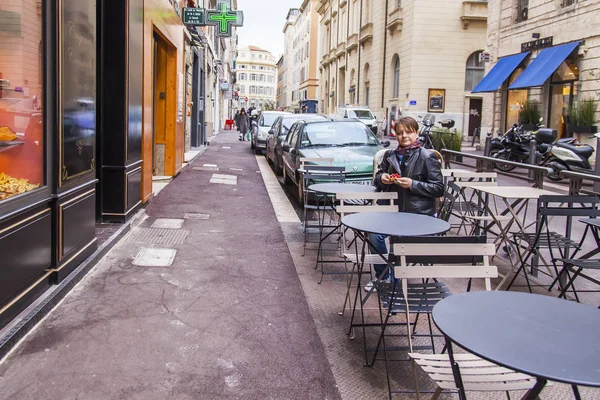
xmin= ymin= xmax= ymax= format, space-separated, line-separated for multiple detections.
xmin=568 ymin=98 xmax=598 ymax=134
xmin=519 ymin=100 xmax=541 ymax=130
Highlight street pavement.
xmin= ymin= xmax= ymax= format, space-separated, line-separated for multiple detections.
xmin=0 ymin=130 xmax=599 ymax=399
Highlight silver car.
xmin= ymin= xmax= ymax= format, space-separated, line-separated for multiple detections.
xmin=251 ymin=111 xmax=292 ymax=154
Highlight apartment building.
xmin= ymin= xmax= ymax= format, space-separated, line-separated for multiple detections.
xmin=296 ymin=0 xmax=321 ymax=112
xmin=282 ymin=9 xmax=300 ymax=112
xmin=317 ymin=0 xmax=487 ymax=136
xmin=477 ymin=0 xmax=600 ymax=144
xmin=277 ymin=55 xmax=285 ymax=109
xmin=234 ymin=46 xmax=278 ymax=111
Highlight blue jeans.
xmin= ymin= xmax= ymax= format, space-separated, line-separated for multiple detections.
xmin=368 ymin=233 xmax=390 ymax=280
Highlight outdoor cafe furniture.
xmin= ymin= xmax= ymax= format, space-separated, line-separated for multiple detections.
xmin=340 ymin=211 xmax=450 ymax=364
xmin=334 ymin=191 xmax=398 ymax=315
xmin=375 ymin=241 xmax=498 ymax=399
xmin=432 ymin=291 xmax=600 ymax=400
xmin=506 ymin=195 xmax=600 ymax=294
xmin=308 ymin=182 xmax=377 ymax=283
xmin=551 ymin=218 xmax=600 ymax=303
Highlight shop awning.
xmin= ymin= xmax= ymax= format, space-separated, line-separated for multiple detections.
xmin=508 ymin=41 xmax=580 ymax=90
xmin=471 ymin=52 xmax=529 ymax=93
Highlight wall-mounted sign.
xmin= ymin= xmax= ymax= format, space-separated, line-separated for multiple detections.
xmin=183 ymin=8 xmax=205 ymax=25
xmin=521 ymin=36 xmax=553 ymax=52
xmin=479 ymin=51 xmax=491 ymax=62
xmin=220 ymin=81 xmax=229 ymax=91
xmin=182 ymin=0 xmax=243 ymax=38
xmin=409 ymin=100 xmax=417 ymax=106
xmin=428 ymin=88 xmax=445 ymax=113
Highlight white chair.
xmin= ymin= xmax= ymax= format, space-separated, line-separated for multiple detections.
xmin=383 ymin=243 xmax=536 ymax=400
xmin=334 ymin=191 xmax=398 ymax=314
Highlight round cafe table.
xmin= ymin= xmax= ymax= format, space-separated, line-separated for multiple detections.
xmin=433 ymin=291 xmax=600 ymax=399
xmin=342 ymin=211 xmax=450 ymax=237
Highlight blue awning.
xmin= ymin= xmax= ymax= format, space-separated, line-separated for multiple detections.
xmin=509 ymin=41 xmax=580 ymax=90
xmin=471 ymin=52 xmax=529 ymax=93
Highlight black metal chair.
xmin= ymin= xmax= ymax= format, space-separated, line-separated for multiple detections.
xmin=507 ymin=195 xmax=600 ymax=294
xmin=300 ymin=165 xmax=346 ymax=256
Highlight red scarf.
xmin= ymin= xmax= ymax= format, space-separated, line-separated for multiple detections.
xmin=395 ymin=138 xmax=421 ymax=156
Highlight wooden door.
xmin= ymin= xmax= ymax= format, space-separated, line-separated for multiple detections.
xmin=468 ymin=98 xmax=483 ymax=137
xmin=153 ymin=33 xmax=168 ymax=176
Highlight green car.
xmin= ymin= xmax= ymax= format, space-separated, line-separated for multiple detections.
xmin=281 ymin=119 xmax=391 ymax=203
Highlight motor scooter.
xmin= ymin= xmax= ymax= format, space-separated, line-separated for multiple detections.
xmin=538 ymin=131 xmax=600 ymax=181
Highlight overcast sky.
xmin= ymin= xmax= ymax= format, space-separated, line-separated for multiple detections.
xmin=236 ymin=0 xmax=301 ymax=58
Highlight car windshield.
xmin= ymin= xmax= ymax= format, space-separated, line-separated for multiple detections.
xmin=348 ymin=110 xmax=374 ymax=119
xmin=282 ymin=116 xmax=325 ymax=134
xmin=300 ymin=122 xmax=379 ymax=147
xmin=261 ymin=113 xmax=281 ymax=127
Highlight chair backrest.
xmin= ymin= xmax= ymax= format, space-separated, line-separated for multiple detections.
xmin=393 ymin=242 xmax=498 ymax=291
xmin=336 ymin=192 xmax=398 ymax=215
xmin=431 ymin=149 xmax=444 ymax=167
xmin=302 ymin=165 xmax=346 ymax=184
xmin=438 ymin=181 xmax=462 ymax=221
xmin=452 ymin=171 xmax=498 ymax=187
xmin=538 ymin=195 xmax=600 ymax=218
xmin=392 ymin=235 xmax=488 ymax=265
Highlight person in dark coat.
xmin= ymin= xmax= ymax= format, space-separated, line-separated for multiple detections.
xmin=234 ymin=110 xmax=240 ymax=131
xmin=237 ymin=109 xmax=250 ymax=141
xmin=365 ymin=116 xmax=444 ymax=290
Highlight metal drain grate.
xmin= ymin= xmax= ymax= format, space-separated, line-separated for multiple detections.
xmin=127 ymin=228 xmax=190 ymax=245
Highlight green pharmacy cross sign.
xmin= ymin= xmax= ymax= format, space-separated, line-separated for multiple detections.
xmin=182 ymin=0 xmax=243 ymax=38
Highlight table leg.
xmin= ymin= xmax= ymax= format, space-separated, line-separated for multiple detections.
xmin=521 ymin=377 xmax=547 ymax=400
xmin=446 ymin=338 xmax=467 ymax=400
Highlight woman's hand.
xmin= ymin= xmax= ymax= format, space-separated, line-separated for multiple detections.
xmin=381 ymin=173 xmax=394 ymax=185
xmin=395 ymin=177 xmax=413 ymax=189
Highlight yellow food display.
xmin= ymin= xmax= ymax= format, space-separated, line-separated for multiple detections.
xmin=0 ymin=126 xmax=18 ymax=141
xmin=0 ymin=172 xmax=39 ymax=200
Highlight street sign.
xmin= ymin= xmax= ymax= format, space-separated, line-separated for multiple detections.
xmin=479 ymin=51 xmax=491 ymax=62
xmin=245 ymin=97 xmax=248 ymax=102
xmin=183 ymin=7 xmax=205 ymax=26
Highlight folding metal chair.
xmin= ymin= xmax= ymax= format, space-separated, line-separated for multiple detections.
xmin=373 ymin=239 xmax=498 ymax=399
xmin=507 ymin=195 xmax=600 ymax=293
xmin=335 ymin=191 xmax=398 ymax=314
xmin=300 ymin=164 xmax=345 ymax=256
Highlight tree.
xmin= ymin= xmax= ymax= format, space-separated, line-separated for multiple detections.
xmin=263 ymin=100 xmax=276 ymax=111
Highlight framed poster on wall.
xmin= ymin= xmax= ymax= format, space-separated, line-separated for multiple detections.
xmin=428 ymin=89 xmax=445 ymax=113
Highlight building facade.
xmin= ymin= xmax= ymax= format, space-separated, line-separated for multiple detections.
xmin=276 ymin=55 xmax=285 ymax=109
xmin=281 ymin=9 xmax=300 ymax=112
xmin=316 ymin=0 xmax=488 ymax=136
xmin=296 ymin=0 xmax=321 ymax=113
xmin=479 ymin=0 xmax=600 ymax=145
xmin=234 ymin=46 xmax=278 ymax=112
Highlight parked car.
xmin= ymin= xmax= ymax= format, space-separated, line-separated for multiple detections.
xmin=337 ymin=105 xmax=378 ymax=134
xmin=281 ymin=119 xmax=390 ymax=202
xmin=251 ymin=110 xmax=292 ymax=154
xmin=265 ymin=113 xmax=328 ymax=174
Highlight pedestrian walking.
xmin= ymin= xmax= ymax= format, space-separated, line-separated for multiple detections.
xmin=237 ymin=108 xmax=250 ymax=141
xmin=365 ymin=116 xmax=444 ymax=291
xmin=234 ymin=110 xmax=240 ymax=130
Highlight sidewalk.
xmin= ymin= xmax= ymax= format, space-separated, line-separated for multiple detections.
xmin=0 ymin=130 xmax=340 ymax=399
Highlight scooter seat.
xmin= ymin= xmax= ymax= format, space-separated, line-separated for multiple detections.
xmin=555 ymin=141 xmax=594 ymax=158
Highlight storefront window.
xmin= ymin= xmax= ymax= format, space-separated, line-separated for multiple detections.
xmin=505 ymin=67 xmax=528 ymax=128
xmin=0 ymin=1 xmax=44 ymax=202
xmin=550 ymin=59 xmax=579 ymax=138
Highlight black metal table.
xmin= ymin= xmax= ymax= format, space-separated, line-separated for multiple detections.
xmin=433 ymin=291 xmax=600 ymax=400
xmin=342 ymin=211 xmax=450 ymax=364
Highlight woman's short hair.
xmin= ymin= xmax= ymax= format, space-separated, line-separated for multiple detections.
xmin=395 ymin=117 xmax=419 ymax=133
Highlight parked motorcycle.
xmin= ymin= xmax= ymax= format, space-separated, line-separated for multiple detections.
xmin=537 ymin=130 xmax=600 ymax=181
xmin=418 ymin=114 xmax=456 ymax=150
xmin=493 ymin=120 xmax=548 ymax=172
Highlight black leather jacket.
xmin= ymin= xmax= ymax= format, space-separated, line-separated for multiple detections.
xmin=373 ymin=147 xmax=444 ymax=216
